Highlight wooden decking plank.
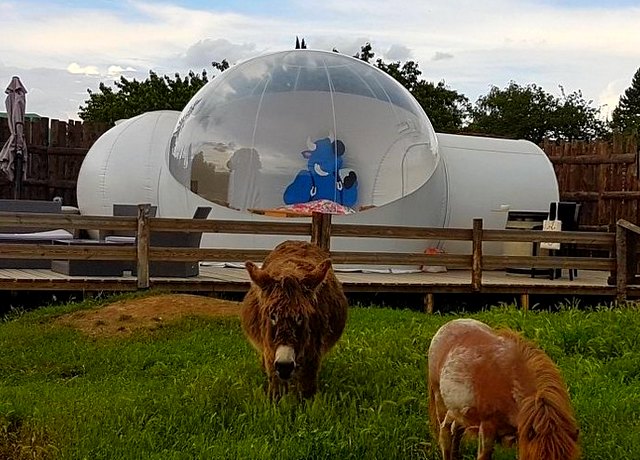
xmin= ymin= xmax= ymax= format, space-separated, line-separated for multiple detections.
xmin=0 ymin=266 xmax=633 ymax=299
xmin=199 ymin=266 xmax=249 ymax=282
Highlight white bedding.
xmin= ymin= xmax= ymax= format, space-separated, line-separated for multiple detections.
xmin=0 ymin=229 xmax=74 ymax=241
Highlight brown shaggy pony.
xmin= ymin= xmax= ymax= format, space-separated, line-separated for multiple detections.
xmin=241 ymin=240 xmax=348 ymax=399
xmin=427 ymin=318 xmax=580 ymax=460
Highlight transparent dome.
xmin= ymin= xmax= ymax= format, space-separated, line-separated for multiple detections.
xmin=168 ymin=49 xmax=439 ymax=214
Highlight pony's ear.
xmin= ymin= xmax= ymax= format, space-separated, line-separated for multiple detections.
xmin=333 ymin=140 xmax=345 ymax=156
xmin=246 ymin=261 xmax=272 ymax=290
xmin=302 ymin=259 xmax=332 ymax=290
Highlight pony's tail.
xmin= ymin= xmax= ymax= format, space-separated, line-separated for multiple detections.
xmin=427 ymin=377 xmax=440 ymax=438
xmin=517 ymin=393 xmax=580 ymax=460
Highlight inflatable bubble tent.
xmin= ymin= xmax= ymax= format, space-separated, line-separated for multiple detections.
xmin=76 ymin=49 xmax=559 ymax=265
xmin=168 ymin=49 xmax=439 ymax=214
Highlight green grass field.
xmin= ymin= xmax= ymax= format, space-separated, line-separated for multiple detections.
xmin=0 ymin=294 xmax=639 ymax=459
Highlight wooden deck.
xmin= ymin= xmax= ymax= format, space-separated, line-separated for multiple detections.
xmin=1 ymin=265 xmax=636 ymax=300
xmin=2 ymin=210 xmax=639 ymax=305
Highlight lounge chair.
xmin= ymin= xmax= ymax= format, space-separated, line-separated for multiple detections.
xmin=0 ymin=199 xmax=73 ymax=268
xmin=102 ymin=206 xmax=212 ymax=277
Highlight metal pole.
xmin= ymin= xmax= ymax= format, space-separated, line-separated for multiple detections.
xmin=13 ymin=118 xmax=24 ymax=199
xmin=13 ymin=150 xmax=23 ymax=200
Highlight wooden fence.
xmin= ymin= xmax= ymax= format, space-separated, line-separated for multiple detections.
xmin=542 ymin=134 xmax=640 ymax=229
xmin=0 ymin=118 xmax=109 ymax=205
xmin=1 ymin=207 xmax=638 ymax=301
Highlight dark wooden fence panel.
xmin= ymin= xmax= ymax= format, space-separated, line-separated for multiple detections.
xmin=0 ymin=118 xmax=109 ymax=206
xmin=542 ymin=134 xmax=639 ymax=229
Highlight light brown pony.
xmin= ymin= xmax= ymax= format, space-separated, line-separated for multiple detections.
xmin=241 ymin=240 xmax=348 ymax=399
xmin=427 ymin=318 xmax=580 ymax=460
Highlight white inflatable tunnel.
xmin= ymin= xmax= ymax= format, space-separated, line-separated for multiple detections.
xmin=77 ymin=110 xmax=179 ymax=216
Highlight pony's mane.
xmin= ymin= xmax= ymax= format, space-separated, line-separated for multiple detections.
xmin=498 ymin=329 xmax=580 ymax=460
xmin=497 ymin=329 xmax=565 ymax=395
xmin=279 ymin=274 xmax=312 ymax=299
xmin=260 ymin=272 xmax=318 ymax=314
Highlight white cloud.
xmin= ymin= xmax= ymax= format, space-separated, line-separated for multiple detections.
xmin=309 ymin=37 xmax=372 ymax=57
xmin=67 ymin=63 xmax=100 ymax=76
xmin=385 ymin=44 xmax=412 ymax=61
xmin=432 ymin=52 xmax=454 ymax=62
xmin=107 ymin=66 xmax=137 ymax=76
xmin=182 ymin=38 xmax=257 ymax=68
xmin=598 ymin=79 xmax=628 ymax=120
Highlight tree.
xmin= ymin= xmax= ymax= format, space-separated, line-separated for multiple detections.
xmin=295 ymin=36 xmax=307 ymax=49
xmin=353 ymin=42 xmax=375 ymax=63
xmin=611 ymin=67 xmax=640 ymax=134
xmin=467 ymin=82 xmax=607 ymax=143
xmin=354 ymin=44 xmax=470 ymax=133
xmin=554 ymin=86 xmax=608 ymax=141
xmin=412 ymin=81 xmax=471 ymax=134
xmin=79 ymin=60 xmax=229 ymax=124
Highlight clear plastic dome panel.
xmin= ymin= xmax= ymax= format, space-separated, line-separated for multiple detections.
xmin=169 ymin=50 xmax=439 ymax=214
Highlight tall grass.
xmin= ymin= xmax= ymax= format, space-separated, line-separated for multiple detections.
xmin=0 ymin=296 xmax=639 ymax=459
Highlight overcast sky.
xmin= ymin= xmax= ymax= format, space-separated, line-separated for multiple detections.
xmin=1 ymin=0 xmax=639 ymax=121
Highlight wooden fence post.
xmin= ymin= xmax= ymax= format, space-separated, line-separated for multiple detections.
xmin=136 ymin=203 xmax=151 ymax=289
xmin=616 ymin=219 xmax=640 ymax=302
xmin=311 ymin=212 xmax=332 ymax=251
xmin=425 ymin=293 xmax=435 ymax=314
xmin=472 ymin=218 xmax=483 ymax=292
xmin=630 ymin=231 xmax=639 ymax=286
xmin=629 ymin=222 xmax=639 ymax=276
xmin=615 ymin=221 xmax=627 ymax=303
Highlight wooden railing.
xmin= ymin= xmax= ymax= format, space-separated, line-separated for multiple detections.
xmin=1 ymin=204 xmax=637 ymax=300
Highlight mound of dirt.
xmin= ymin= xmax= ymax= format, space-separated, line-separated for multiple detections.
xmin=57 ymin=294 xmax=242 ymax=338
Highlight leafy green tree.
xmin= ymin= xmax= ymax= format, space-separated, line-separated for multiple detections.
xmin=353 ymin=42 xmax=375 ymax=63
xmin=611 ymin=67 xmax=640 ymax=134
xmin=554 ymin=87 xmax=608 ymax=141
xmin=79 ymin=60 xmax=229 ymax=124
xmin=467 ymin=82 xmax=607 ymax=143
xmin=354 ymin=43 xmax=470 ymax=133
xmin=412 ymin=81 xmax=471 ymax=134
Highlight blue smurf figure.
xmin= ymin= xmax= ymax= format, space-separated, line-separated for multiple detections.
xmin=283 ymin=135 xmax=358 ymax=207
